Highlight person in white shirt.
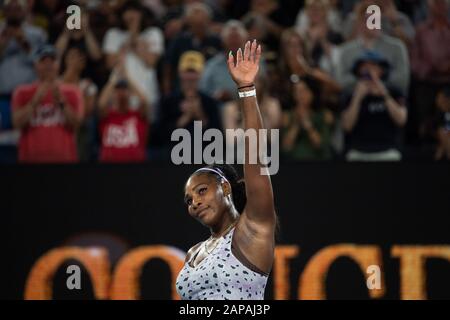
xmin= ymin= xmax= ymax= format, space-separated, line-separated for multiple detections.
xmin=102 ymin=0 xmax=164 ymax=120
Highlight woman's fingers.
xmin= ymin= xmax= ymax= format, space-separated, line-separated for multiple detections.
xmin=236 ymin=47 xmax=243 ymax=66
xmin=244 ymin=40 xmax=251 ymax=61
xmin=227 ymin=51 xmax=235 ymax=70
xmin=255 ymin=44 xmax=262 ymax=66
xmin=250 ymin=39 xmax=257 ymax=62
xmin=229 ymin=40 xmax=261 ymax=67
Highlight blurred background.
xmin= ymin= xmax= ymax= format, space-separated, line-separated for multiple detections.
xmin=1 ymin=0 xmax=450 ymax=300
xmin=0 ymin=0 xmax=449 ymax=163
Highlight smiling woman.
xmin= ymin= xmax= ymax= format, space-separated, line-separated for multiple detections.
xmin=176 ymin=40 xmax=277 ymax=300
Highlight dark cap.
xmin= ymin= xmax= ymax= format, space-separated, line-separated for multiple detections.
xmin=352 ymin=50 xmax=391 ymax=79
xmin=32 ymin=44 xmax=57 ymax=62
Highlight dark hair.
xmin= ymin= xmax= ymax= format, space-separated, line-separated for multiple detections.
xmin=193 ymin=164 xmax=247 ymax=214
xmin=119 ymin=0 xmax=156 ymax=31
xmin=279 ymin=28 xmax=311 ymax=74
xmin=60 ymin=46 xmax=89 ymax=79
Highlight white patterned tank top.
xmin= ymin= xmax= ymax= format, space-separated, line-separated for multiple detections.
xmin=176 ymin=228 xmax=269 ymax=300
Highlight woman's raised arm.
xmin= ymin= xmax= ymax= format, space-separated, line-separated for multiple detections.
xmin=227 ymin=40 xmax=276 ymax=232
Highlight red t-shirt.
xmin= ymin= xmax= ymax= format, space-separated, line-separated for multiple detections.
xmin=12 ymin=82 xmax=83 ymax=163
xmin=99 ymin=110 xmax=148 ymax=163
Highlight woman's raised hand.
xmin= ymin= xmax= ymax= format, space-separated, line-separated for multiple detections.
xmin=227 ymin=40 xmax=261 ymax=87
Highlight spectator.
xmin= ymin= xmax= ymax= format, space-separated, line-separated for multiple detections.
xmin=275 ymin=28 xmax=341 ymax=111
xmin=161 ymin=0 xmax=224 ymax=43
xmin=340 ymin=0 xmax=360 ymax=19
xmin=160 ymin=0 xmax=186 ymax=42
xmin=342 ymin=0 xmax=415 ymax=47
xmin=30 ymin=0 xmax=70 ymax=43
xmin=341 ymin=51 xmax=407 ymax=161
xmin=60 ymin=47 xmax=98 ymax=162
xmin=11 ymin=44 xmax=84 ymax=163
xmin=241 ymin=0 xmax=290 ymax=54
xmin=55 ymin=10 xmax=103 ymax=83
xmin=97 ymin=61 xmax=149 ymax=163
xmin=296 ymin=0 xmax=343 ymax=75
xmin=87 ymin=0 xmax=121 ymax=42
xmin=103 ymin=0 xmax=164 ymax=113
xmin=0 ymin=0 xmax=47 ymax=160
xmin=199 ymin=20 xmax=248 ymax=103
xmin=378 ymin=0 xmax=416 ymax=47
xmin=295 ymin=0 xmax=343 ymax=36
xmin=223 ymin=72 xmax=282 ymax=161
xmin=0 ymin=0 xmax=47 ymax=96
xmin=336 ymin=1 xmax=410 ymax=95
xmin=204 ymin=0 xmax=238 ymax=23
xmin=395 ymin=0 xmax=450 ymax=25
xmin=433 ymin=86 xmax=450 ymax=161
xmin=163 ymin=2 xmax=222 ymax=95
xmin=241 ymin=12 xmax=267 ymax=47
xmin=154 ymin=51 xmax=222 ymax=151
xmin=410 ymin=0 xmax=450 ymax=135
xmin=282 ymin=77 xmax=334 ymax=161
xmin=142 ymin=0 xmax=170 ymax=21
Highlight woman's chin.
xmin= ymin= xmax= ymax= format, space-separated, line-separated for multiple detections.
xmin=198 ymin=210 xmax=214 ymax=226
xmin=199 ymin=216 xmax=211 ymax=226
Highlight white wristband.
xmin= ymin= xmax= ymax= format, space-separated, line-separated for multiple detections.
xmin=238 ymin=88 xmax=256 ymax=98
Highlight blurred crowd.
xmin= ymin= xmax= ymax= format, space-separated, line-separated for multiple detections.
xmin=0 ymin=0 xmax=449 ymax=163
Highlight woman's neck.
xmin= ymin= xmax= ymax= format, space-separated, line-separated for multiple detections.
xmin=211 ymin=211 xmax=239 ymax=238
